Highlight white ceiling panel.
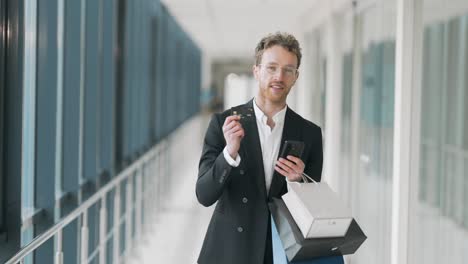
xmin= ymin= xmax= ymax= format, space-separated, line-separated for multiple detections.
xmin=161 ymin=0 xmax=320 ymax=59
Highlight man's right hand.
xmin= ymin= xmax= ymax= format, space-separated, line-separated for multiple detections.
xmin=222 ymin=115 xmax=245 ymax=159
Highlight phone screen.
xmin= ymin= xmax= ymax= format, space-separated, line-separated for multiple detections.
xmin=279 ymin=140 xmax=304 ymax=159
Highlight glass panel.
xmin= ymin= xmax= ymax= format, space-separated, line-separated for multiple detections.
xmin=115 ymin=0 xmax=127 ymax=171
xmin=150 ymin=15 xmax=158 ymax=142
xmin=318 ymin=27 xmax=327 ymax=131
xmin=1 ymin=0 xmax=25 ymax=260
xmin=99 ymin=0 xmax=116 ymax=175
xmin=63 ymin=0 xmax=83 ymax=200
xmin=156 ymin=12 xmax=166 ymax=141
xmin=123 ymin=0 xmax=133 ymax=162
xmin=411 ymin=0 xmax=468 ymax=262
xmin=62 ymin=1 xmax=85 ymax=262
xmin=339 ymin=11 xmax=355 ymax=209
xmin=139 ymin=1 xmax=151 ymax=151
xmin=34 ymin=0 xmax=58 ymax=262
xmin=83 ymin=0 xmax=100 ymax=183
xmin=341 ymin=53 xmax=353 ymax=160
xmin=303 ymin=31 xmax=322 ymax=126
xmin=21 ymin=0 xmax=38 ymax=226
xmin=351 ymin=1 xmax=396 ymax=263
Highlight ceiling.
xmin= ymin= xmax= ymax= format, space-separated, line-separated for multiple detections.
xmin=161 ymin=0 xmax=321 ymax=60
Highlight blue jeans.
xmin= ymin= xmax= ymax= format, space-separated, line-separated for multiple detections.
xmin=271 ymin=216 xmax=345 ymax=264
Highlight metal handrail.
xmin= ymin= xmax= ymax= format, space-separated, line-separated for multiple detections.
xmin=5 ymin=139 xmax=167 ymax=264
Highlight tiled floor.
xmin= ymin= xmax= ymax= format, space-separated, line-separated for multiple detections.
xmin=129 ymin=113 xmax=214 ymax=264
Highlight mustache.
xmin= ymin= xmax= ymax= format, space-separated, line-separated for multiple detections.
xmin=269 ymin=81 xmax=285 ymax=87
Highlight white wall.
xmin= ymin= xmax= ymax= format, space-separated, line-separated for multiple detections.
xmin=223 ymin=74 xmax=255 ymax=110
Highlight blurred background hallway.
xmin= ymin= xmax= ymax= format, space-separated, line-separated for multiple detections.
xmin=1 ymin=0 xmax=468 ymax=263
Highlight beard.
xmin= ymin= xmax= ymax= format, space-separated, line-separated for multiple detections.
xmin=259 ymin=80 xmax=289 ymax=103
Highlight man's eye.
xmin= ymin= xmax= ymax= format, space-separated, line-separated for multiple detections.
xmin=267 ymin=66 xmax=277 ymax=72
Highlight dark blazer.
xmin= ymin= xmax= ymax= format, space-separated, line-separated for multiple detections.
xmin=196 ymin=99 xmax=323 ymax=264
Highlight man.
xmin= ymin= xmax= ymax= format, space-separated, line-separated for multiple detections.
xmin=196 ymin=32 xmax=323 ymax=264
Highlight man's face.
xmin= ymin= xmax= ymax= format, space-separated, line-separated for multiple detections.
xmin=253 ymin=45 xmax=299 ymax=105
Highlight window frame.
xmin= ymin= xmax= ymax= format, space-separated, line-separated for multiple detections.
xmin=0 ymin=0 xmax=5 ymax=237
xmin=114 ymin=0 xmax=127 ymax=172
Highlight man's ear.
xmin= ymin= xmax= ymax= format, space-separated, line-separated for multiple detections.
xmin=293 ymin=71 xmax=300 ymax=84
xmin=253 ymin=65 xmax=259 ymax=80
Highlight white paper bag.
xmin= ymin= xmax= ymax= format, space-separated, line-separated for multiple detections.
xmin=282 ymin=179 xmax=352 ymax=239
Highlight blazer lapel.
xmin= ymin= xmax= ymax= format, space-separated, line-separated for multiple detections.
xmin=239 ymin=100 xmax=268 ymax=200
xmin=268 ymin=107 xmax=302 ymax=200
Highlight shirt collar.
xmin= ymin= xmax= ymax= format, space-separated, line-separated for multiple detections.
xmin=253 ymin=98 xmax=287 ymax=125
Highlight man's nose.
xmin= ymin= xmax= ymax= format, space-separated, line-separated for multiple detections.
xmin=272 ymin=69 xmax=285 ymax=80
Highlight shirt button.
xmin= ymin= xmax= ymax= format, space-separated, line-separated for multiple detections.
xmin=242 ymin=197 xmax=248 ymax=203
xmin=240 ymin=169 xmax=245 ymax=175
xmin=237 ymin=227 xmax=243 ymax=233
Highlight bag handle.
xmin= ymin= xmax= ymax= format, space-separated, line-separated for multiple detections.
xmin=301 ymin=172 xmax=318 ymax=184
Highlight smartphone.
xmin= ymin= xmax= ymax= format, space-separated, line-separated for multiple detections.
xmin=278 ymin=140 xmax=305 ymax=159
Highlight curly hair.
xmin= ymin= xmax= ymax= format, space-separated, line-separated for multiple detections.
xmin=254 ymin=32 xmax=302 ymax=68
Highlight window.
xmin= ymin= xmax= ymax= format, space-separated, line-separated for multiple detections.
xmin=115 ymin=0 xmax=127 ymax=171
xmin=410 ymin=8 xmax=468 ymax=264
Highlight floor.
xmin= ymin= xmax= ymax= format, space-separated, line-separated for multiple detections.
xmin=129 ymin=113 xmax=214 ymax=264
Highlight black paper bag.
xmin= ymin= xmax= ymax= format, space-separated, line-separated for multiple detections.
xmin=269 ymin=198 xmax=367 ymax=262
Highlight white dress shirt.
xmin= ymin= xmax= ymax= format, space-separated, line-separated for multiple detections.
xmin=223 ymin=99 xmax=287 ymax=194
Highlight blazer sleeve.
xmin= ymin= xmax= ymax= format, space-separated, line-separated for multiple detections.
xmin=303 ymin=126 xmax=323 ymax=182
xmin=196 ymin=113 xmax=235 ymax=207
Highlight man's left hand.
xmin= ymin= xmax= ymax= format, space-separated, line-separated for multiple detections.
xmin=275 ymin=156 xmax=305 ymax=182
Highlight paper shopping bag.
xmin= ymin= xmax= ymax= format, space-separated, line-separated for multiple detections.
xmin=269 ymin=198 xmax=367 ymax=262
xmin=272 ymin=215 xmax=345 ymax=264
xmin=282 ymin=181 xmax=353 ymax=238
